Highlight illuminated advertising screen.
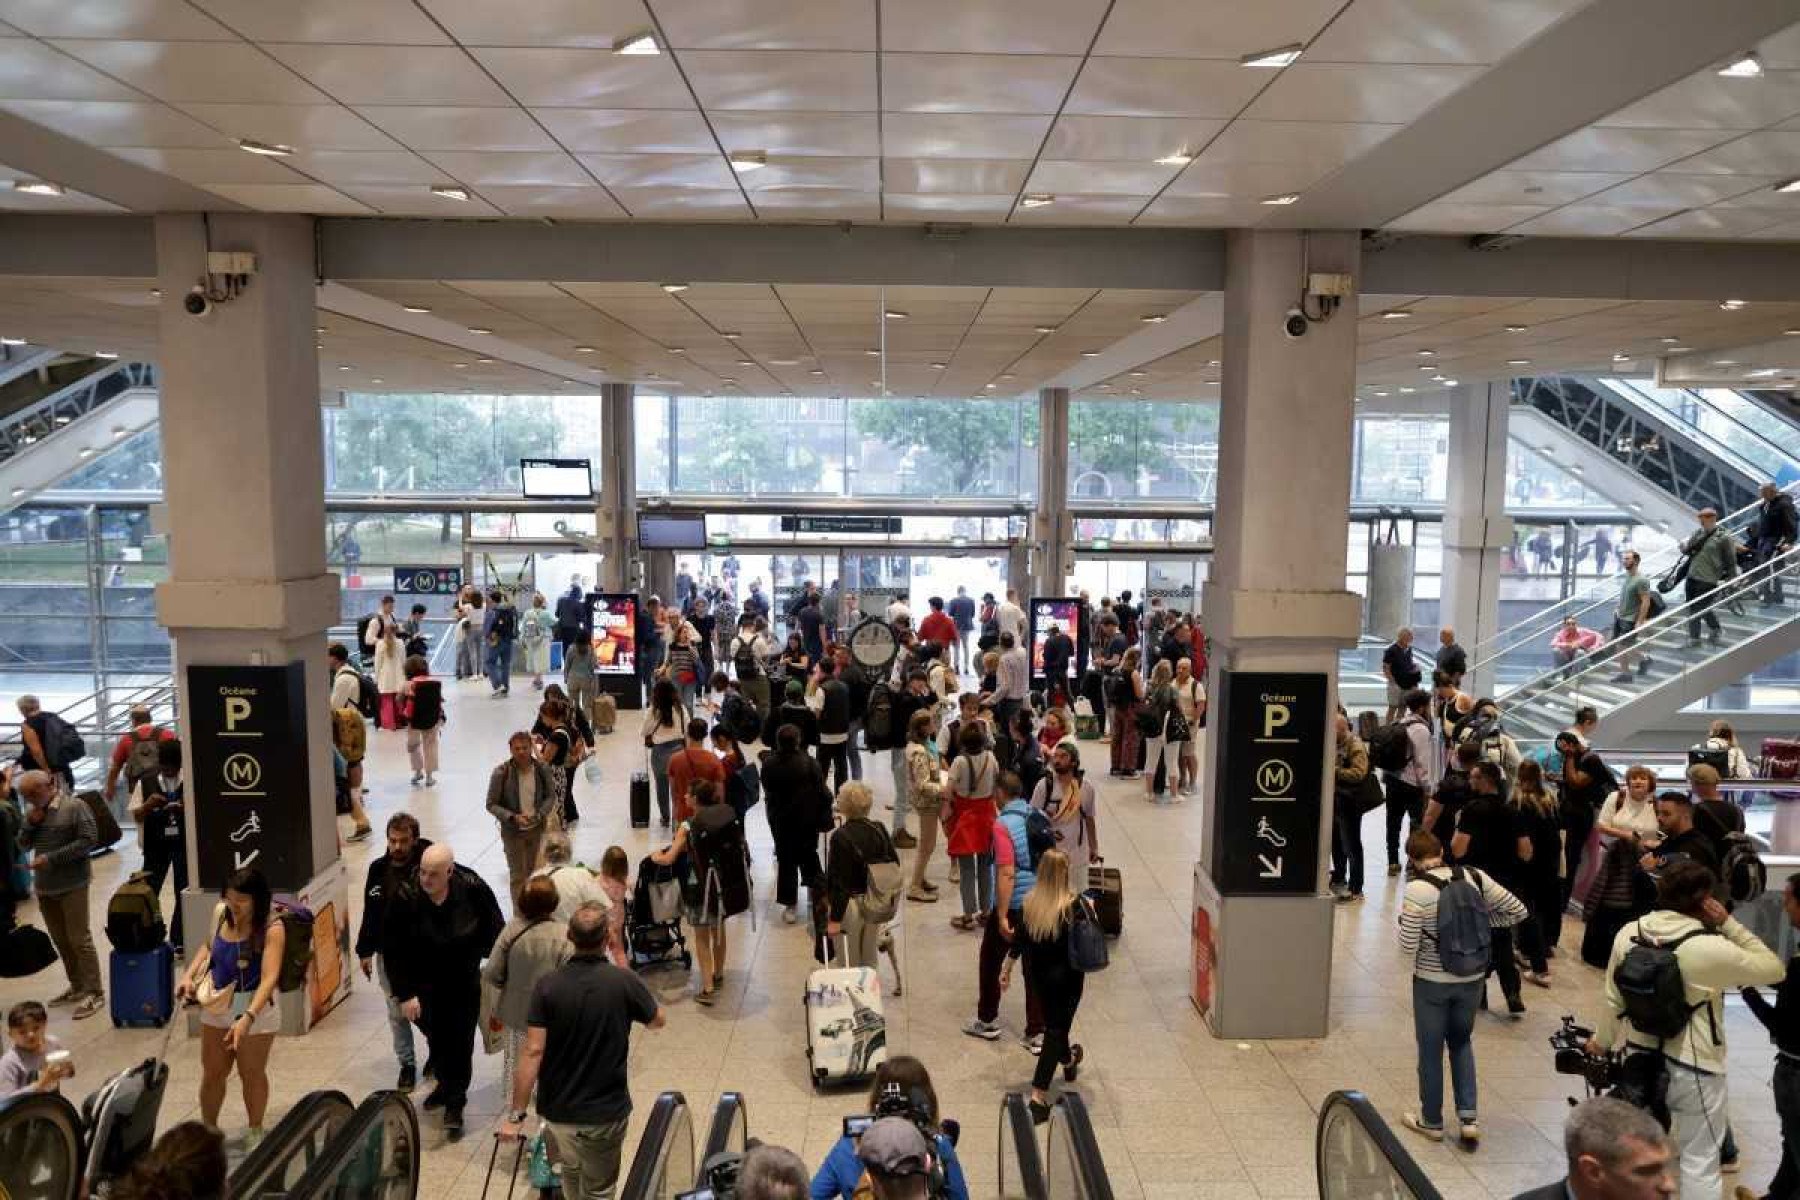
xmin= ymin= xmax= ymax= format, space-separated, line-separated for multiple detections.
xmin=590 ymin=593 xmax=639 ymax=676
xmin=1029 ymin=598 xmax=1081 ymax=678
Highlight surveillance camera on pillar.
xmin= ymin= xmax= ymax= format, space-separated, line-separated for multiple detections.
xmin=187 ymin=250 xmax=259 ymax=316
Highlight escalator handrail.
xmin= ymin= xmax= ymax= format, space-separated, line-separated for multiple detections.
xmin=1605 ymin=379 xmax=1796 ymax=482
xmin=699 ymin=1091 xmax=748 ymax=1183
xmin=1315 ymin=1090 xmax=1443 ymax=1200
xmin=0 ymin=1089 xmax=84 ymax=1199
xmin=997 ymin=1093 xmax=1048 ymax=1200
xmin=285 ymin=1089 xmax=420 ymax=1200
xmin=1048 ymin=1093 xmax=1113 ymax=1200
xmin=229 ymin=1088 xmax=356 ymax=1197
xmin=619 ymin=1090 xmax=690 ymax=1200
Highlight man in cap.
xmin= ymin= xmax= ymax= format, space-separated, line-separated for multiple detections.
xmin=856 ymin=1117 xmax=936 ymax=1200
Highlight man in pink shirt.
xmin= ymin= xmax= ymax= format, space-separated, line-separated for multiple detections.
xmin=1549 ymin=616 xmax=1602 ymax=678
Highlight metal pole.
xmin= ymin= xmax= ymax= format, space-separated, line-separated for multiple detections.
xmin=85 ymin=505 xmax=111 ymax=731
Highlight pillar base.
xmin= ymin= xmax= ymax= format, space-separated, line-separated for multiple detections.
xmin=1190 ymin=865 xmax=1334 ymax=1039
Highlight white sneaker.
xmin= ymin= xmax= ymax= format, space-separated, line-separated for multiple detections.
xmin=410 ymin=772 xmax=423 ymax=786
xmin=424 ymin=774 xmax=436 ymax=787
xmin=782 ymin=906 xmax=797 ymax=924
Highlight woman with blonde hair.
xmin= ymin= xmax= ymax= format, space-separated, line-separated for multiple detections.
xmin=1141 ymin=659 xmax=1177 ymax=802
xmin=902 ymin=709 xmax=945 ymax=903
xmin=1703 ymin=718 xmax=1754 ymax=779
xmin=1007 ymin=848 xmax=1087 ymax=1124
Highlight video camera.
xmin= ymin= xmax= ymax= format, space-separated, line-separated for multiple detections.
xmin=675 ymin=1149 xmax=745 ymax=1200
xmin=1548 ymin=1015 xmax=1671 ymax=1130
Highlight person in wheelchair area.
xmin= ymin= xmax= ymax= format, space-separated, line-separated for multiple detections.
xmin=809 ymin=1056 xmax=968 ymax=1200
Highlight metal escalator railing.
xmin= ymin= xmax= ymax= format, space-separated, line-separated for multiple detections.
xmin=1497 ymin=541 xmax=1800 ymax=741
xmin=998 ymin=1093 xmax=1049 ymax=1200
xmin=1044 ymin=1093 xmax=1112 ymax=1200
xmin=1599 ymin=378 xmax=1800 ymax=487
xmin=0 ymin=676 xmax=178 ymax=792
xmin=1316 ymin=1090 xmax=1441 ymax=1200
xmin=0 ymin=1090 xmax=84 ymax=1200
xmin=230 ymin=1089 xmax=357 ymax=1198
xmin=620 ymin=1091 xmax=694 ymax=1200
xmin=1466 ymin=480 xmax=1800 ymax=686
xmin=0 ymin=363 xmax=155 ymax=468
xmin=697 ymin=1091 xmax=748 ymax=1185
xmin=1512 ymin=376 xmax=1760 ymax=515
xmin=285 ymin=1090 xmax=420 ymax=1200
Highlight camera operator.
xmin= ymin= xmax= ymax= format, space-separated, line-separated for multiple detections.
xmin=1510 ymin=1096 xmax=1675 ymax=1199
xmin=1742 ymin=872 xmax=1800 ymax=1200
xmin=811 ymin=1056 xmax=967 ymax=1200
xmin=737 ymin=1144 xmax=810 ymax=1200
xmin=1589 ymin=860 xmax=1781 ymax=1199
xmin=854 ymin=1119 xmax=939 ymax=1200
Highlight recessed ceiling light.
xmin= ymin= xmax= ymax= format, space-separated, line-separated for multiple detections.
xmin=1154 ymin=150 xmax=1194 ymax=166
xmin=884 ymin=309 xmax=908 ymax=320
xmin=613 ymin=30 xmax=660 ymax=55
xmin=1505 ymin=324 xmax=1528 ymax=333
xmin=573 ymin=345 xmax=595 ymax=353
xmin=719 ymin=376 xmax=737 ymax=384
xmin=1034 ymin=325 xmax=1057 ymax=334
xmin=337 ymin=364 xmax=352 ymax=371
xmin=1128 ymin=370 xmax=1147 ymax=378
xmin=720 ymin=331 xmax=742 ymax=339
xmin=8 ymin=488 xmax=22 ymax=497
xmin=1613 ymin=352 xmax=1631 ymax=361
xmin=1208 ymin=359 xmax=1221 ymax=367
xmin=809 ymin=369 xmax=825 ymax=376
xmin=371 ymin=377 xmax=383 ymax=384
xmin=1130 ymin=388 xmax=1143 ymax=395
xmin=1371 ymin=390 xmax=1390 ymax=397
xmin=1381 ymin=310 xmax=1412 ymax=320
xmin=110 ymin=426 xmax=127 ymax=438
xmin=984 ymin=382 xmax=997 ymax=390
xmin=1720 ymin=298 xmax=1746 ymax=310
xmin=661 ymin=283 xmax=689 ymax=293
xmin=402 ymin=304 xmax=431 ymax=314
xmin=429 ymin=185 xmax=470 ymax=201
xmin=1666 ymin=345 xmax=1690 ymax=353
xmin=0 ymin=337 xmax=24 ymax=346
xmin=1416 ymin=349 xmax=1435 ymax=357
xmin=768 ymin=358 xmax=799 ymax=366
xmin=476 ymin=357 xmax=494 ymax=364
xmin=728 ymin=152 xmax=766 ymax=173
xmin=1020 ymin=194 xmax=1055 ymax=208
xmin=1398 ymin=386 xmax=1415 ymax=393
xmin=77 ymin=448 xmax=93 ymax=459
xmin=237 ymin=138 xmax=294 ymax=157
xmin=10 ymin=180 xmax=65 ymax=196
xmin=737 ymin=359 xmax=754 ymax=366
xmin=1441 ymin=378 xmax=1460 ymax=387
xmin=467 ymin=326 xmax=492 ymax=334
xmin=930 ymin=362 xmax=947 ymax=369
xmin=1140 ymin=314 xmax=1167 ymax=323
xmin=1659 ymin=335 xmax=1681 ymax=343
xmin=1080 ymin=350 xmax=1100 ymax=358
xmin=1418 ymin=364 xmax=1438 ymax=371
xmin=1241 ymin=43 xmax=1304 ymax=68
xmin=149 ymin=288 xmax=161 ymax=298
xmin=1260 ymin=192 xmax=1301 ymax=206
xmin=999 ymin=373 xmax=1015 ymax=381
xmin=864 ymin=348 xmax=880 ymax=356
xmin=1774 ymin=179 xmax=1800 ymax=195
xmin=668 ymin=347 xmax=686 ymax=354
xmin=1718 ymin=51 xmax=1763 ymax=78
xmin=1713 ymin=359 xmax=1739 ymax=366
xmin=1785 ymin=329 xmax=1800 ymax=336
xmin=94 ymin=350 xmax=118 ymax=359
xmin=1507 ymin=359 xmax=1531 ymax=366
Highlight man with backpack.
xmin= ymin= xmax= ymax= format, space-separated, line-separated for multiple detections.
xmin=14 ymin=695 xmax=82 ymax=793
xmin=731 ymin=615 xmax=773 ymax=719
xmin=1397 ymin=830 xmax=1528 ymax=1148
xmin=103 ymin=705 xmax=175 ymax=807
xmin=1589 ymin=860 xmax=1782 ymax=1199
xmin=486 ymin=588 xmax=519 ymax=698
xmin=963 ymin=776 xmax=1052 ymax=1051
xmin=1375 ymin=689 xmax=1434 ymax=878
xmin=125 ymin=739 xmax=186 ymax=955
xmin=812 ymin=659 xmax=853 ymax=793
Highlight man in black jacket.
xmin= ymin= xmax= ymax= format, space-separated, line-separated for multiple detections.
xmin=356 ymin=812 xmax=430 ymax=1092
xmin=381 ymin=843 xmax=504 ymax=1138
xmin=1744 ymin=872 xmax=1800 ymax=1200
xmin=814 ymin=658 xmax=853 ymax=792
xmin=1758 ymin=482 xmax=1798 ymax=606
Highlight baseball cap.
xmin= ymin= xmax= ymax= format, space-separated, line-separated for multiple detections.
xmin=855 ymin=1118 xmax=932 ymax=1177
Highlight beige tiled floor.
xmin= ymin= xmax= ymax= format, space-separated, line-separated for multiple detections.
xmin=3 ymin=682 xmax=1782 ymax=1198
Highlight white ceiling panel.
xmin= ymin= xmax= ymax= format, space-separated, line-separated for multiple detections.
xmin=534 ymin=108 xmax=716 ymax=154
xmin=1662 ymin=131 xmax=1800 ymax=175
xmin=709 ymin=111 xmax=880 ymax=157
xmin=416 ymin=0 xmax=649 ymax=48
xmin=283 ymin=150 xmax=444 ymax=186
xmin=884 ymin=53 xmax=1080 ymax=115
xmin=1600 ymin=71 xmax=1800 ymax=131
xmin=656 ymin=0 xmax=874 ymax=51
xmin=262 ymin=44 xmax=513 ymax=106
xmin=354 ymin=106 xmax=559 ymax=152
xmin=882 ymin=157 xmax=1029 ymax=194
xmin=1509 ymin=127 xmax=1736 ymax=173
xmin=1621 ymin=208 xmax=1786 ymax=239
xmin=191 ymin=0 xmax=450 ymax=45
xmin=0 ymin=98 xmax=229 ymax=147
xmin=575 ymin=153 xmax=738 ymax=189
xmin=1385 ymin=201 xmax=1554 ymax=232
xmin=1510 ymin=204 xmax=1669 ymax=236
xmin=1135 ymin=195 xmax=1272 ymax=226
xmin=1710 ymin=181 xmax=1800 ymax=210
xmin=475 ymin=185 xmax=628 ymax=219
xmin=421 ymin=151 xmax=591 ymax=186
xmin=470 ymin=49 xmax=691 ymax=108
xmin=1197 ymin=119 xmax=1399 ymax=168
xmin=0 ymin=39 xmax=146 ymax=100
xmin=106 ymin=146 xmax=305 ymax=184
xmin=1583 ymin=172 xmax=1773 ymax=208
xmin=752 ymin=189 xmax=881 ymax=220
xmin=1027 ymin=160 xmax=1181 ymax=194
xmin=881 ymin=193 xmax=1015 ymax=220
xmin=1305 ymin=0 xmax=1583 ymax=65
xmin=609 ymin=187 xmax=752 ymax=219
xmin=1040 ymin=115 xmax=1225 ymax=162
xmin=51 ymin=40 xmax=333 ymax=104
xmin=882 ymin=113 xmax=1051 ymax=158
xmin=202 ymin=183 xmax=371 ymax=213
xmin=0 ymin=0 xmax=232 ymax=40
xmin=683 ymin=50 xmax=876 ymax=113
xmin=1435 ymin=170 xmax=1634 ymax=206
xmin=738 ymin=156 xmax=880 ymax=190
xmin=1066 ymin=57 xmax=1266 ymax=119
xmin=1008 ymin=195 xmax=1145 ymax=223
xmin=1093 ymin=0 xmax=1342 ymax=60
xmin=1162 ymin=160 xmax=1332 ymax=198
xmin=882 ymin=0 xmax=1108 ymax=55
xmin=175 ymin=103 xmax=405 ymax=150
xmin=337 ymin=185 xmax=505 ymax=217
xmin=1244 ymin=63 xmax=1480 ymax=124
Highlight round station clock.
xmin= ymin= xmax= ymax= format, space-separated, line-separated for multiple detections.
xmin=847 ymin=616 xmax=899 ymax=675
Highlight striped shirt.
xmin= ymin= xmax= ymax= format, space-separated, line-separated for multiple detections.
xmin=1397 ymin=865 xmax=1528 ymax=983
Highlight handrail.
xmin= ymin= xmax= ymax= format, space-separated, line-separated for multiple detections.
xmin=619 ymin=1091 xmax=691 ymax=1200
xmin=699 ymin=1091 xmax=748 ymax=1185
xmin=230 ymin=1088 xmax=356 ymax=1198
xmin=1315 ymin=1090 xmax=1442 ymax=1200
xmin=998 ymin=1093 xmax=1049 ymax=1200
xmin=0 ymin=1090 xmax=84 ymax=1200
xmin=1468 ymin=478 xmax=1800 ymax=674
xmin=1045 ymin=1093 xmax=1113 ymax=1200
xmin=285 ymin=1089 xmax=420 ymax=1200
xmin=1603 ymin=379 xmax=1798 ymax=483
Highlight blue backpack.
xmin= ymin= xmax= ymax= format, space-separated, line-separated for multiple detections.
xmin=1420 ymin=866 xmax=1492 ymax=976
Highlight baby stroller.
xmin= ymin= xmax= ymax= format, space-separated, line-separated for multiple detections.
xmin=628 ymin=856 xmax=692 ymax=971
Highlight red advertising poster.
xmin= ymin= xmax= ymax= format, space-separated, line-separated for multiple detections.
xmin=1191 ymin=905 xmax=1216 ymax=1022
xmin=590 ymin=594 xmax=639 ymax=676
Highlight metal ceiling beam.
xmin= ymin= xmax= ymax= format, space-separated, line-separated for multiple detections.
xmin=1361 ymin=234 xmax=1800 ymax=302
xmin=1269 ymin=0 xmax=1800 ymax=231
xmin=0 ymin=215 xmax=155 ymax=277
xmin=0 ymin=112 xmax=242 ymax=215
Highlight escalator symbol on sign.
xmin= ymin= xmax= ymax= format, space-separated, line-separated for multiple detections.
xmin=1255 ymin=760 xmax=1292 ymax=796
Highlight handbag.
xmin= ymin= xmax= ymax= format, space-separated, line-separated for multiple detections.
xmin=1165 ymin=710 xmax=1191 ymax=743
xmin=1133 ymin=706 xmax=1161 ymax=738
xmin=1067 ymin=896 xmax=1109 ymax=974
xmin=1355 ymin=771 xmax=1385 ymax=815
xmin=527 ymin=1129 xmax=559 ymax=1190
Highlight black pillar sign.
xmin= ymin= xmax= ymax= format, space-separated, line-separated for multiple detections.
xmin=186 ymin=663 xmax=314 ymax=891
xmin=1210 ymin=670 xmax=1327 ymax=895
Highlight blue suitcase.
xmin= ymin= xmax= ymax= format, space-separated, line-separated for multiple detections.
xmin=110 ymin=944 xmax=174 ymax=1028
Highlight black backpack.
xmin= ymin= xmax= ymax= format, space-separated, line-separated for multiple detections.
xmin=864 ymin=682 xmax=897 ymax=750
xmin=1023 ymin=806 xmax=1057 ymax=870
xmin=39 ymin=712 xmax=85 ymax=769
xmin=407 ymin=680 xmax=443 ymax=730
xmin=689 ymin=806 xmax=751 ymax=919
xmin=1106 ymin=671 xmax=1133 ymax=708
xmin=492 ymin=606 xmax=517 ymax=641
xmin=732 ymin=636 xmax=762 ymax=680
xmin=724 ymin=693 xmax=761 ymax=745
xmin=1719 ymin=833 xmax=1767 ymax=905
xmin=1615 ymin=923 xmax=1720 ymax=1044
xmin=1370 ymin=721 xmax=1415 ymax=772
xmin=339 ymin=666 xmax=378 ymax=721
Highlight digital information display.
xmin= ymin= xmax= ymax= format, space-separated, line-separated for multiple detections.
xmin=520 ymin=457 xmax=594 ymax=499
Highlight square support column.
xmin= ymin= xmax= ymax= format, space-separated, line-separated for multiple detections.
xmin=1196 ymin=229 xmax=1363 ymax=1039
xmin=1440 ymin=382 xmax=1513 ymax=697
xmin=1034 ymin=387 xmax=1071 ymax=596
xmin=597 ymin=382 xmax=636 ymax=594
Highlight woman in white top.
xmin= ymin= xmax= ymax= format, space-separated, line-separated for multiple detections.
xmin=1172 ymin=657 xmax=1207 ymax=798
xmin=1594 ymin=764 xmax=1660 ymax=842
xmin=519 ymin=593 xmax=555 ymax=690
xmin=1703 ymin=719 xmax=1755 ymax=780
xmin=640 ymin=677 xmax=690 ymax=828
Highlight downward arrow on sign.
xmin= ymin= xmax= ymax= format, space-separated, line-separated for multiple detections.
xmin=1258 ymin=855 xmax=1283 ymax=878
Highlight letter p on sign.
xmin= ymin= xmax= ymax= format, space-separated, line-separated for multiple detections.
xmin=1262 ymin=703 xmax=1290 ymax=739
xmin=224 ymin=696 xmax=252 ymax=731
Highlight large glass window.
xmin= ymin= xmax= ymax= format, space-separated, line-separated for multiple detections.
xmin=1505 ymin=439 xmax=1613 ymax=509
xmin=1068 ymin=400 xmax=1218 ymax=503
xmin=323 ymin=393 xmax=604 ymax=495
xmin=1352 ymin=416 xmax=1447 ymax=504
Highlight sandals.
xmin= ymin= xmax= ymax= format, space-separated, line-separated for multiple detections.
xmin=951 ymin=915 xmax=975 ymax=930
xmin=907 ymin=887 xmax=938 ymax=903
xmin=1028 ymin=1099 xmax=1052 ymax=1126
xmin=695 ymin=989 xmax=716 ymax=1007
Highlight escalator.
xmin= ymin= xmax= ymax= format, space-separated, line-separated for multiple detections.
xmin=0 ymin=359 xmax=159 ymax=513
xmin=1042 ymin=1094 xmax=1111 ymax=1200
xmin=230 ymin=1089 xmax=357 ymax=1197
xmin=619 ymin=1091 xmax=695 ymax=1200
xmin=1598 ymin=378 xmax=1800 ymax=488
xmin=1315 ymin=1090 xmax=1441 ymax=1200
xmin=998 ymin=1093 xmax=1050 ymax=1200
xmin=283 ymin=1089 xmax=421 ymax=1200
xmin=0 ymin=1090 xmax=85 ymax=1200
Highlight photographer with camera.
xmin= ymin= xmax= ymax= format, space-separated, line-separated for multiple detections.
xmin=810 ymin=1056 xmax=968 ymax=1200
xmin=1589 ymin=860 xmax=1782 ymax=1200
xmin=1511 ymin=1096 xmax=1675 ymax=1200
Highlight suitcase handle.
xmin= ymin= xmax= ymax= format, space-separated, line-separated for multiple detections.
xmin=481 ymin=1133 xmax=526 ymax=1200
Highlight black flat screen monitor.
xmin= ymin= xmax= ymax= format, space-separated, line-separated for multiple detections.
xmin=637 ymin=513 xmax=708 ymax=549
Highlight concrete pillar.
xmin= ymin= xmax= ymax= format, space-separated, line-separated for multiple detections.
xmin=597 ymin=382 xmax=635 ymax=593
xmin=1035 ymin=387 xmax=1071 ymax=596
xmin=1440 ymin=382 xmax=1512 ymax=697
xmin=153 ymin=214 xmax=347 ymax=1025
xmin=1196 ymin=229 xmax=1363 ymax=1040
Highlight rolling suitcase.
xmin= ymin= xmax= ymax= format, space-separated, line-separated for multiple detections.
xmin=630 ymin=770 xmax=651 ymax=829
xmin=110 ymin=942 xmax=174 ymax=1028
xmin=593 ymin=693 xmax=617 ymax=735
xmin=804 ymin=965 xmax=886 ymax=1089
xmin=83 ymin=1015 xmax=177 ymax=1186
xmin=1086 ymin=864 xmax=1122 ymax=939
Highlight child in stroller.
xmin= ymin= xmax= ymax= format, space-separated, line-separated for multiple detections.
xmin=628 ymin=854 xmax=692 ymax=970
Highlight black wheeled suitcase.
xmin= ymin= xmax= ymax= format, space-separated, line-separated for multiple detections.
xmin=630 ymin=771 xmax=651 ymax=829
xmin=1086 ymin=864 xmax=1122 ymax=938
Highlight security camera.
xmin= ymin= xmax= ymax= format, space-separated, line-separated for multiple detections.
xmin=1283 ymin=307 xmax=1308 ymax=339
xmin=183 ymin=286 xmax=212 ymax=318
